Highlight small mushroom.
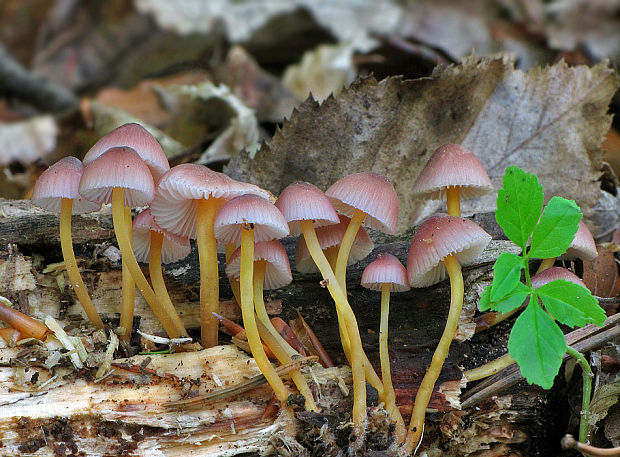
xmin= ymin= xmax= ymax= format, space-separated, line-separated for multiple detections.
xmin=31 ymin=157 xmax=104 ymax=329
xmin=361 ymin=253 xmax=409 ymax=443
xmin=537 ymin=219 xmax=598 ymax=273
xmin=403 ymin=215 xmax=491 ymax=453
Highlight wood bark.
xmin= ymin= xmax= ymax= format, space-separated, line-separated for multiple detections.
xmin=0 ymin=199 xmax=569 ymax=456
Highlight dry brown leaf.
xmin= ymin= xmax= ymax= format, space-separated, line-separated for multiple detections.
xmin=227 ymin=56 xmax=617 ymax=234
xmin=582 ymin=246 xmax=620 ymax=300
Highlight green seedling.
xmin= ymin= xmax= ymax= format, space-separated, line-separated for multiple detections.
xmin=479 ymin=166 xmax=605 ymax=442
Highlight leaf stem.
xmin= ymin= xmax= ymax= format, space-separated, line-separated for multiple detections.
xmin=566 ymin=345 xmax=592 ymax=443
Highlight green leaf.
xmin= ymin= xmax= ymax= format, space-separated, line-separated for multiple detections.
xmin=478 ymin=286 xmax=491 ymax=311
xmin=494 ymin=282 xmax=531 ymax=314
xmin=528 ymin=197 xmax=582 ymax=259
xmin=537 ymin=280 xmax=606 ymax=327
xmin=496 ymin=167 xmax=543 ymax=251
xmin=490 ymin=252 xmax=524 ymax=301
xmin=508 ymin=300 xmax=567 ymax=389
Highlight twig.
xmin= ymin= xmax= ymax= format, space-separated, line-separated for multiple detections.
xmin=561 ymin=434 xmax=620 ymax=456
xmin=165 ymin=355 xmax=318 ymax=409
xmin=0 ymin=43 xmax=78 ymax=113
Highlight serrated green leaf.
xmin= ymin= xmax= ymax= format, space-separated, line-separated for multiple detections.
xmin=508 ymin=301 xmax=566 ymax=389
xmin=490 ymin=252 xmax=524 ymax=301
xmin=528 ymin=197 xmax=582 ymax=259
xmin=537 ymin=280 xmax=606 ymax=327
xmin=494 ymin=282 xmax=531 ymax=314
xmin=478 ymin=286 xmax=491 ymax=311
xmin=496 ymin=167 xmax=543 ymax=251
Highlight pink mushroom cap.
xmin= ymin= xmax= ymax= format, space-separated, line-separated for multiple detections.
xmin=326 ymin=172 xmax=399 ymax=234
xmin=275 ymin=182 xmax=339 ymax=236
xmin=412 ymin=144 xmax=493 ymax=200
xmin=295 ymin=215 xmax=374 ymax=274
xmin=226 ymin=240 xmax=292 ymax=289
xmin=561 ymin=219 xmax=597 ymax=261
xmin=83 ymin=123 xmax=170 ymax=180
xmin=79 ymin=146 xmax=154 ymax=207
xmin=407 ymin=215 xmax=491 ymax=287
xmin=531 ymin=267 xmax=585 ymax=289
xmin=150 ymin=163 xmax=270 ymax=239
xmin=214 ymin=194 xmax=289 ymax=245
xmin=361 ymin=253 xmax=410 ymax=292
xmin=132 ymin=209 xmax=191 ymax=264
xmin=31 ymin=156 xmax=100 ymax=214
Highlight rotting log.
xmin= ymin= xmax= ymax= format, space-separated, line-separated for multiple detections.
xmin=0 ymin=199 xmax=571 ymax=455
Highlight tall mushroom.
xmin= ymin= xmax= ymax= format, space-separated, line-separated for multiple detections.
xmin=361 ymin=253 xmax=409 ymax=443
xmin=227 ymin=240 xmax=318 ymax=412
xmin=275 ymin=182 xmax=368 ymax=446
xmin=403 ymin=215 xmax=491 ymax=454
xmin=83 ymin=123 xmax=171 ymax=339
xmin=150 ymin=164 xmax=269 ymax=348
xmin=214 ymin=194 xmax=291 ymax=404
xmin=411 ymin=144 xmax=492 ymax=218
xmin=31 ymin=157 xmax=104 ymax=329
xmin=79 ymin=147 xmax=186 ymax=338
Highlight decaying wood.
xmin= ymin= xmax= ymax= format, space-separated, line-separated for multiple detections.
xmin=0 ymin=199 xmax=570 ymax=455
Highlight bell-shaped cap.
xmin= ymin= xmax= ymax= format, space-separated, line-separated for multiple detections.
xmin=226 ymin=240 xmax=292 ymax=289
xmin=562 ymin=220 xmax=597 ymax=261
xmin=132 ymin=209 xmax=191 ymax=264
xmin=214 ymin=194 xmax=289 ymax=245
xmin=361 ymin=253 xmax=410 ymax=292
xmin=295 ymin=215 xmax=374 ymax=274
xmin=83 ymin=123 xmax=170 ymax=180
xmin=31 ymin=156 xmax=100 ymax=214
xmin=275 ymin=182 xmax=339 ymax=235
xmin=150 ymin=163 xmax=270 ymax=239
xmin=79 ymin=147 xmax=154 ymax=207
xmin=531 ymin=267 xmax=584 ymax=289
xmin=407 ymin=215 xmax=491 ymax=287
xmin=326 ymin=172 xmax=399 ymax=234
xmin=412 ymin=144 xmax=492 ymax=201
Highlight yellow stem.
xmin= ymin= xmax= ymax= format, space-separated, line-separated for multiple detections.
xmin=404 ymin=254 xmax=463 ymax=454
xmin=197 ymin=197 xmax=219 ymax=348
xmin=536 ymin=257 xmax=556 ymax=275
xmin=253 ymin=261 xmax=297 ymax=358
xmin=0 ymin=301 xmax=48 ymax=340
xmin=446 ymin=187 xmax=461 ymax=217
xmin=335 ymin=209 xmax=365 ymax=289
xmin=325 ymin=246 xmax=339 ymax=271
xmin=463 ymin=353 xmax=515 ymax=381
xmin=149 ymin=231 xmax=186 ymax=340
xmin=111 ymin=188 xmax=186 ymax=338
xmin=300 ymin=220 xmax=367 ymax=442
xmin=380 ymin=283 xmax=406 ymax=443
xmin=240 ymin=226 xmax=290 ymax=403
xmin=59 ymin=198 xmax=104 ymax=329
xmin=226 ymin=243 xmax=242 ymax=306
xmin=256 ymin=320 xmax=318 ymax=412
xmin=120 ymin=205 xmax=135 ymax=341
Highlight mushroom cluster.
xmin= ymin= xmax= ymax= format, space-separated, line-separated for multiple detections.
xmin=29 ymin=132 xmax=594 ymax=455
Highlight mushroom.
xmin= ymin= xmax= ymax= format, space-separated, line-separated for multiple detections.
xmin=79 ymin=147 xmax=186 ymax=338
xmin=325 ymin=172 xmax=398 ymax=288
xmin=0 ymin=299 xmax=48 ymax=341
xmin=150 ymin=163 xmax=269 ymax=348
xmin=31 ymin=157 xmax=104 ymax=329
xmin=214 ymin=194 xmax=291 ymax=404
xmin=83 ymin=123 xmax=171 ymax=339
xmin=275 ymin=182 xmax=368 ymax=445
xmin=132 ymin=209 xmax=191 ymax=330
xmin=227 ymin=240 xmax=318 ymax=412
xmin=361 ymin=253 xmax=409 ymax=443
xmin=403 ymin=215 xmax=491 ymax=453
xmin=537 ymin=219 xmax=598 ymax=273
xmin=411 ymin=144 xmax=492 ymax=217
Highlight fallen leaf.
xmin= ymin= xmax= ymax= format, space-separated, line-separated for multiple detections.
xmin=153 ymin=81 xmax=260 ymax=165
xmin=0 ymin=116 xmax=58 ymax=166
xmin=582 ymin=246 xmax=620 ymax=299
xmin=227 ymin=56 xmax=617 ymax=234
